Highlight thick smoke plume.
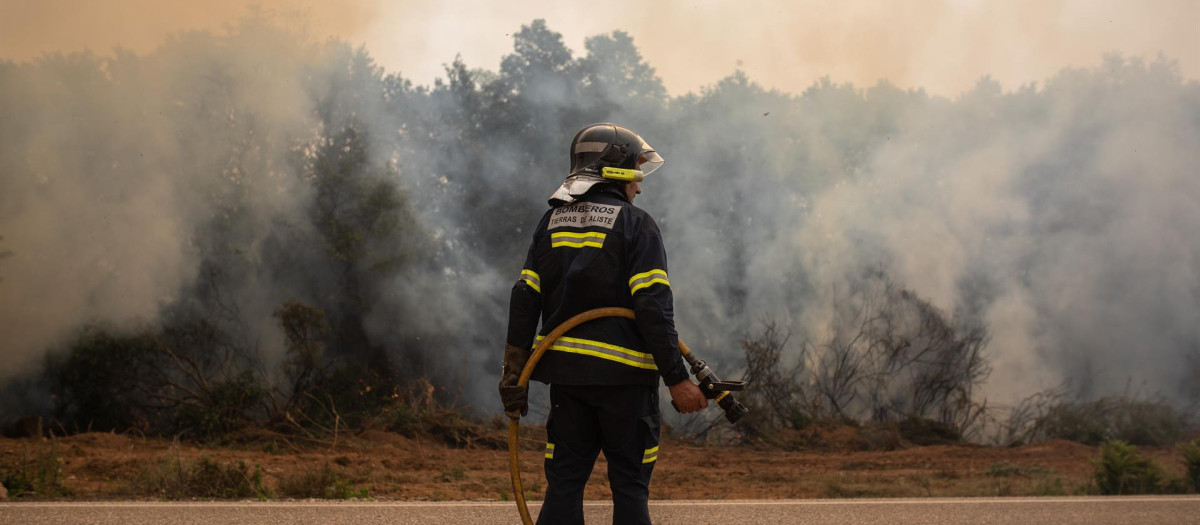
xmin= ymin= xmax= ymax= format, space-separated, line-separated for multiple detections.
xmin=1 ymin=17 xmax=1198 ymax=426
xmin=0 ymin=20 xmax=323 ymax=374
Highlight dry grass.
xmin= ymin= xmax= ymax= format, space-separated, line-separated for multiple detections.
xmin=126 ymin=449 xmax=271 ymax=500
xmin=277 ymin=462 xmax=368 ymax=499
xmin=0 ymin=430 xmax=1195 ymax=501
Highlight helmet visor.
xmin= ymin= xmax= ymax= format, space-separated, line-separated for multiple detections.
xmin=637 ymin=150 xmax=664 ymax=177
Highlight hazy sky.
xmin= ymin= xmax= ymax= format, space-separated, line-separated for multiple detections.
xmin=2 ymin=0 xmax=1196 ymax=96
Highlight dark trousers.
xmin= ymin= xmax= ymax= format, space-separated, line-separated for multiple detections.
xmin=537 ymin=383 xmax=661 ymax=525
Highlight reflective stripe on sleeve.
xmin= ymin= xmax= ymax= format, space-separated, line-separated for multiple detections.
xmin=642 ymin=446 xmax=659 ymax=464
xmin=520 ymin=269 xmax=541 ymax=293
xmin=535 ymin=335 xmax=658 ymax=370
xmin=551 ymin=231 xmax=607 ymax=249
xmin=628 ymin=269 xmax=669 ymax=294
xmin=545 ymin=442 xmax=555 ymax=459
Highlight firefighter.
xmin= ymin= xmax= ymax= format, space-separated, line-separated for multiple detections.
xmin=500 ymin=123 xmax=707 ymax=525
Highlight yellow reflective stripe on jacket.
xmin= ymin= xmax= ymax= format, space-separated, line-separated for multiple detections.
xmin=628 ymin=269 xmax=669 ymax=294
xmin=535 ymin=335 xmax=657 ymax=370
xmin=550 ymin=230 xmax=607 ymax=249
xmin=520 ymin=269 xmax=541 ymax=293
xmin=642 ymin=445 xmax=659 ymax=464
xmin=545 ymin=442 xmax=555 ymax=459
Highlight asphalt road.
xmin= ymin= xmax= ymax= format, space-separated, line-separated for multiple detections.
xmin=3 ymin=497 xmax=1200 ymax=524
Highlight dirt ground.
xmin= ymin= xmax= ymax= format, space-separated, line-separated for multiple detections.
xmin=0 ymin=427 xmax=1190 ymax=501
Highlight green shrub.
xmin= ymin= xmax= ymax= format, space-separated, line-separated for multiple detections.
xmin=987 ymin=461 xmax=1049 ymax=477
xmin=277 ymin=463 xmax=368 ymax=499
xmin=0 ymin=440 xmax=71 ymax=498
xmin=174 ymin=372 xmax=266 ymax=439
xmin=1032 ymin=476 xmax=1067 ymax=496
xmin=327 ymin=479 xmax=369 ymax=500
xmin=1091 ymin=439 xmax=1165 ymax=495
xmin=438 ymin=465 xmax=466 ymax=482
xmin=1042 ymin=396 xmax=1185 ymax=446
xmin=45 ymin=321 xmax=269 ymax=439
xmin=1178 ymin=439 xmax=1200 ymax=493
xmin=44 ymin=325 xmax=162 ymax=433
xmin=898 ymin=417 xmax=961 ymax=445
xmin=134 ymin=454 xmax=270 ymax=500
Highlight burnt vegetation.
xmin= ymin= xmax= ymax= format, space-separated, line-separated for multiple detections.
xmin=1 ymin=15 xmax=1198 ymax=466
xmin=730 ymin=269 xmax=991 ymax=449
xmin=733 ymin=305 xmax=1198 ymax=451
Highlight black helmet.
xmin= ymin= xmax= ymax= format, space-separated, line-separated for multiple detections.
xmin=568 ymin=123 xmax=664 ymax=181
xmin=550 ymin=123 xmax=664 ymax=205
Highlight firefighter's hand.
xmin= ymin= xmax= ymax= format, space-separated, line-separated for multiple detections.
xmin=499 ymin=383 xmax=528 ymax=418
xmin=668 ymin=379 xmax=708 ymax=413
xmin=499 ymin=344 xmax=531 ymax=418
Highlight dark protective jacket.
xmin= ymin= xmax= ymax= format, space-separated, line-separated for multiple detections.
xmin=506 ymin=184 xmax=689 ymax=387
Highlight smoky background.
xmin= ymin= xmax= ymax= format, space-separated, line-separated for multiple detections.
xmin=0 ymin=15 xmax=1197 ymax=440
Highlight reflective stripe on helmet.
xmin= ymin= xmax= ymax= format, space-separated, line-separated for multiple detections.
xmin=545 ymin=442 xmax=555 ymax=459
xmin=550 ymin=230 xmax=606 ymax=249
xmin=629 ymin=269 xmax=670 ymax=294
xmin=573 ymin=141 xmax=609 ymax=153
xmin=535 ymin=335 xmax=658 ymax=370
xmin=601 ymin=166 xmax=644 ymax=182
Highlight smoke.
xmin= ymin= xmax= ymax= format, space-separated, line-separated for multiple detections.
xmin=797 ymin=63 xmax=1200 ymax=402
xmin=0 ymin=1 xmax=375 ymax=62
xmin=638 ymin=62 xmax=1200 ymax=407
xmin=1 ymin=14 xmax=1198 ymax=421
xmin=7 ymin=2 xmax=1196 ymax=97
xmin=0 ymin=17 xmax=331 ymax=376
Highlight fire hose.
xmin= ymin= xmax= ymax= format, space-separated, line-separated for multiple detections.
xmin=507 ymin=307 xmax=748 ymax=524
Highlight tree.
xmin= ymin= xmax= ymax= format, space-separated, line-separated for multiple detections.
xmin=302 ymin=123 xmax=422 ymax=372
xmin=576 ymin=31 xmax=667 ymax=120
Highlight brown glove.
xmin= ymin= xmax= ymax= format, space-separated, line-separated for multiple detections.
xmin=499 ymin=344 xmax=530 ymax=418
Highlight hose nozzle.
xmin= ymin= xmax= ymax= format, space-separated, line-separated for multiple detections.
xmin=680 ymin=353 xmax=750 ymax=424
